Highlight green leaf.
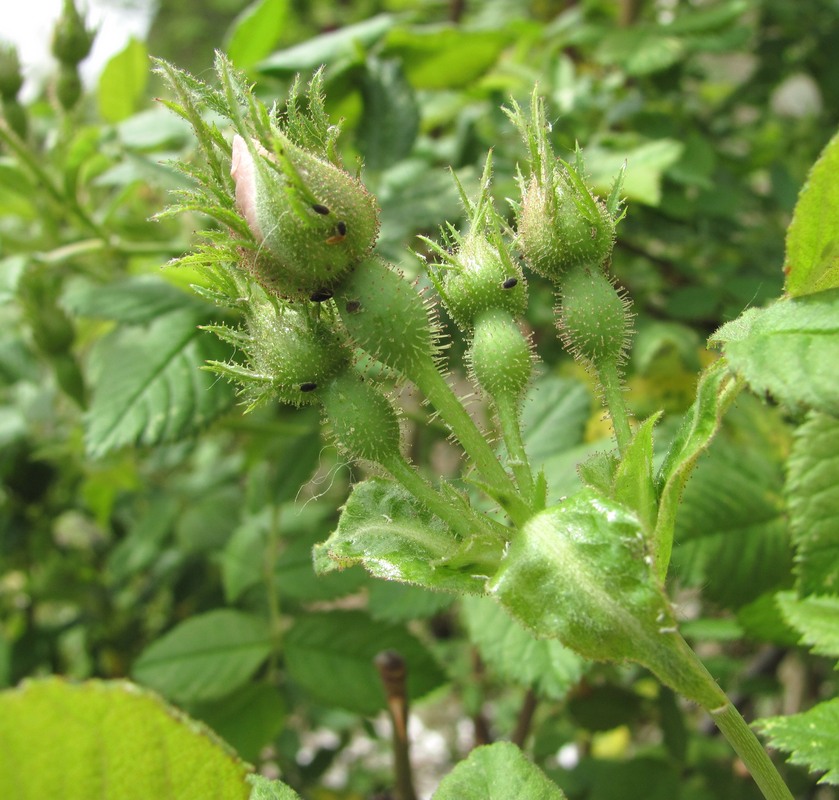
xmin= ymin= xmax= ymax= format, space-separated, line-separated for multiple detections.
xmin=669 ymin=412 xmax=790 ymax=609
xmin=461 ymin=595 xmax=584 ymax=700
xmin=586 ymin=139 xmax=684 ymax=206
xmin=190 ymin=682 xmax=286 ymax=763
xmin=314 ymin=477 xmax=494 ymax=594
xmin=225 ymin=0 xmax=288 ymax=69
xmin=653 ymin=359 xmax=741 ymax=578
xmin=756 ymin=698 xmax=839 ymax=785
xmin=98 ymin=38 xmax=149 ymax=123
xmin=433 ymin=741 xmax=567 ymax=800
xmin=488 ymin=490 xmax=723 ymax=708
xmin=0 ymin=678 xmax=250 ymax=800
xmin=596 ymin=28 xmax=685 ymax=76
xmin=132 ymin=610 xmax=273 ymax=704
xmin=612 ymin=412 xmax=660 ymax=534
xmin=710 ymin=289 xmax=839 ymax=417
xmin=776 ymin=592 xmax=839 ymax=661
xmin=357 ymin=57 xmax=419 ymax=172
xmin=247 ymin=775 xmax=302 ymax=799
xmin=785 ymin=128 xmax=839 ymax=296
xmin=85 ymin=310 xmax=234 ymax=457
xmin=283 ymin=611 xmax=446 ymax=715
xmin=787 ymin=412 xmax=839 ymax=594
xmin=382 ymin=27 xmax=510 ymax=89
xmin=368 ymin=581 xmax=454 ymax=623
xmin=257 ymin=15 xmax=395 ymax=74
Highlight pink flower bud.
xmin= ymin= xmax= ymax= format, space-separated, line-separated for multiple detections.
xmin=227 ymin=132 xmax=380 ymax=300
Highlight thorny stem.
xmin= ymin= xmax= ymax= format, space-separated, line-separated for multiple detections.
xmin=597 ymin=360 xmax=632 ymax=456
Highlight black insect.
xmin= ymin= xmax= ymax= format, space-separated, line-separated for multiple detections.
xmin=502 ymin=277 xmax=518 ymax=289
xmin=312 ymin=203 xmax=330 ymax=215
xmin=345 ymin=299 xmax=361 ymax=313
xmin=310 ymin=289 xmax=333 ymax=303
xmin=326 ymin=220 xmax=348 ymax=244
xmin=299 ymin=382 xmax=318 ymax=392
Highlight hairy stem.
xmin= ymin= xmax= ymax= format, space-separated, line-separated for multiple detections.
xmin=597 ymin=360 xmax=632 ymax=455
xmin=494 ymin=393 xmax=537 ymax=509
xmin=412 ymin=357 xmax=531 ymax=526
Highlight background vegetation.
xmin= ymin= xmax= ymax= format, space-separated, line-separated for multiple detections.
xmin=1 ymin=0 xmax=838 ymax=797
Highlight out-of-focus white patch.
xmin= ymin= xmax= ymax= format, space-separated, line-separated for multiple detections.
xmin=771 ymin=73 xmax=823 ymax=118
xmin=4 ymin=0 xmax=154 ymax=100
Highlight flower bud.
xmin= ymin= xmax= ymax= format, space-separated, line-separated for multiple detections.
xmin=56 ymin=63 xmax=82 ymax=111
xmin=0 ymin=44 xmax=24 ymax=101
xmin=205 ymin=293 xmax=351 ymax=409
xmin=230 ymin=133 xmax=379 ymax=300
xmin=517 ymin=166 xmax=615 ymax=280
xmin=52 ymin=0 xmax=95 ymax=66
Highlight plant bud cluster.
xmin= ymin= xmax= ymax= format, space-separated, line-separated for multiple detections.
xmin=51 ymin=0 xmax=95 ymax=111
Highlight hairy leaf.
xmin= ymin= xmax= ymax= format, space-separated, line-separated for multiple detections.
xmin=710 ymin=289 xmax=839 ymax=416
xmin=85 ymin=310 xmax=234 ymax=457
xmin=757 ymin=698 xmax=839 ymax=785
xmin=433 ymin=741 xmax=567 ymax=799
xmin=314 ymin=477 xmax=496 ymax=594
xmin=785 ymin=129 xmax=839 ymax=296
xmin=132 ymin=610 xmax=273 ymax=703
xmin=462 ymin=595 xmax=585 ymax=700
xmin=0 ymin=678 xmax=250 ymax=799
xmin=284 ymin=611 xmax=446 ymax=715
xmin=248 ymin=775 xmax=302 ymax=799
xmin=787 ymin=412 xmax=839 ymax=594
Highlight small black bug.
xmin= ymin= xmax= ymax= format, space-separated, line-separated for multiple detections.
xmin=345 ymin=300 xmax=361 ymax=313
xmin=502 ymin=277 xmax=518 ymax=289
xmin=310 ymin=289 xmax=334 ymax=303
xmin=312 ymin=203 xmax=330 ymax=215
xmin=300 ymin=382 xmax=318 ymax=392
xmin=326 ymin=221 xmax=348 ymax=244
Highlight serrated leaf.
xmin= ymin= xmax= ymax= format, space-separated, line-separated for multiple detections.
xmin=314 ymin=477 xmax=495 ymax=594
xmin=710 ymin=289 xmax=839 ymax=416
xmin=132 ymin=610 xmax=273 ymax=704
xmin=756 ymin=698 xmax=839 ymax=784
xmin=248 ymin=775 xmax=302 ymax=799
xmin=787 ymin=412 xmax=839 ymax=594
xmin=283 ymin=611 xmax=446 ymax=715
xmin=785 ymin=128 xmax=839 ymax=296
xmin=653 ymin=359 xmax=740 ymax=578
xmin=776 ymin=592 xmax=839 ymax=662
xmin=462 ymin=595 xmax=584 ymax=700
xmin=85 ymin=310 xmax=234 ymax=457
xmin=358 ymin=57 xmax=419 ymax=172
xmin=98 ymin=38 xmax=149 ymax=123
xmin=225 ymin=0 xmax=288 ymax=70
xmin=670 ymin=421 xmax=790 ymax=610
xmin=433 ymin=741 xmax=567 ymax=800
xmin=257 ymin=14 xmax=395 ymax=74
xmin=0 ymin=678 xmax=250 ymax=800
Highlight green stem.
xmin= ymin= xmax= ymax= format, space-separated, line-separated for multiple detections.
xmin=645 ymin=633 xmax=793 ymax=800
xmin=411 ymin=356 xmax=531 ymax=526
xmin=494 ymin=394 xmax=537 ymax=509
xmin=712 ymin=704 xmax=794 ymax=800
xmin=597 ymin=360 xmax=632 ymax=456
